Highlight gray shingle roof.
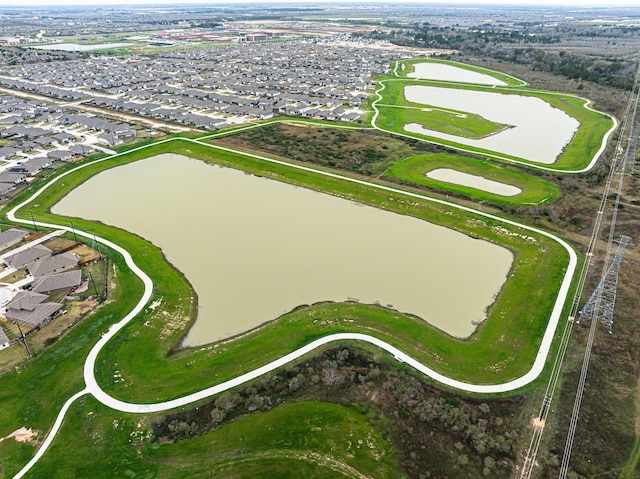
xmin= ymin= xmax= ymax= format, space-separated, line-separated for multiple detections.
xmin=31 ymin=269 xmax=82 ymax=294
xmin=0 ymin=326 xmax=9 ymax=346
xmin=6 ymin=290 xmax=48 ymax=311
xmin=5 ymin=290 xmax=63 ymax=327
xmin=4 ymin=244 xmax=52 ymax=269
xmin=0 ymin=228 xmax=28 ymax=250
xmin=29 ymin=252 xmax=78 ymax=277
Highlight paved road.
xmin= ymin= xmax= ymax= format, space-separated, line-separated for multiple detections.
xmin=10 ymin=134 xmax=577 ymax=478
xmin=0 ymin=229 xmax=65 ymax=262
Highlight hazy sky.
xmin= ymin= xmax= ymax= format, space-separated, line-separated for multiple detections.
xmin=1 ymin=0 xmax=639 ymax=7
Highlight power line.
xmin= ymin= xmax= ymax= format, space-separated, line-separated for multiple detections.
xmin=577 ymin=236 xmax=633 ymax=332
xmin=519 ymin=61 xmax=640 ymax=479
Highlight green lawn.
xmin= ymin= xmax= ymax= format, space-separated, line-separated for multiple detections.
xmin=384 ymin=153 xmax=560 ymax=206
xmin=375 ymin=102 xmax=510 ymax=140
xmin=373 ymin=76 xmax=615 ymax=172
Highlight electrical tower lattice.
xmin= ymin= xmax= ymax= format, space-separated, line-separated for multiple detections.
xmin=577 ymin=235 xmax=633 ymax=333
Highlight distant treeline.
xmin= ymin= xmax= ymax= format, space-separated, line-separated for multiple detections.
xmin=358 ymin=24 xmax=637 ymax=91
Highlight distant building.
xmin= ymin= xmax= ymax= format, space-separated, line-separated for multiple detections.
xmin=0 ymin=37 xmax=25 ymax=44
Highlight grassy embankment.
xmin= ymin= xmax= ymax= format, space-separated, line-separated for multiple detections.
xmin=211 ymin=120 xmax=560 ymax=207
xmin=373 ymin=76 xmax=615 ymax=172
xmin=10 ymin=138 xmax=572 ymax=407
xmin=19 ymin=396 xmax=401 ymax=479
xmin=384 ymin=153 xmax=560 ymax=206
xmin=376 ymin=91 xmax=510 ymax=140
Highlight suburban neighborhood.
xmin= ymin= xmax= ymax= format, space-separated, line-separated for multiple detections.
xmin=0 ymin=227 xmax=105 ymax=356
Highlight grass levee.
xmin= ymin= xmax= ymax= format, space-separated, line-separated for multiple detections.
xmin=384 ymin=153 xmax=560 ymax=206
xmin=7 ymin=137 xmax=573 ymax=405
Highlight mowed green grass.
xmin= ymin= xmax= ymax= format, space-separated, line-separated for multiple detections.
xmin=375 ymin=80 xmax=509 ymax=140
xmin=384 ymin=153 xmax=560 ymax=206
xmin=374 ymin=77 xmax=615 ymax=172
xmin=7 ymin=138 xmax=572 ymax=406
xmin=20 ymin=397 xmax=401 ymax=479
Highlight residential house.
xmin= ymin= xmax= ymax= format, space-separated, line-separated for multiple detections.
xmin=0 ymin=182 xmax=14 ymax=197
xmin=28 ymin=252 xmax=78 ymax=277
xmin=51 ymin=132 xmax=75 ymax=144
xmin=4 ymin=290 xmax=63 ymax=329
xmin=46 ymin=150 xmax=73 ymax=162
xmin=4 ymin=244 xmax=52 ymax=269
xmin=97 ymin=133 xmax=122 ymax=147
xmin=34 ymin=136 xmax=56 ymax=148
xmin=31 ymin=269 xmax=82 ymax=295
xmin=0 ymin=146 xmax=21 ymax=160
xmin=0 ymin=228 xmax=29 ymax=251
xmin=21 ymin=156 xmax=54 ymax=175
xmin=69 ymin=144 xmax=96 ymax=156
xmin=0 ymin=172 xmax=27 ymax=184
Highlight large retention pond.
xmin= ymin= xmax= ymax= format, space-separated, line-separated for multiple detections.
xmin=53 ymin=153 xmax=513 ymax=346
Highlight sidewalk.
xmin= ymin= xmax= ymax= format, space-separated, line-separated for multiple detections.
xmin=0 ymin=229 xmax=66 ymax=262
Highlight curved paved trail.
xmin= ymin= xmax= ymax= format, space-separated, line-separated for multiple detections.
xmin=371 ymin=70 xmax=617 ymax=174
xmin=10 ymin=131 xmax=577 ymax=478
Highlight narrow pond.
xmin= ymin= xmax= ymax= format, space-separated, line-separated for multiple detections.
xmin=407 ymin=62 xmax=508 ymax=86
xmin=34 ymin=42 xmax=134 ymax=51
xmin=426 ymin=168 xmax=523 ymax=197
xmin=52 ymin=153 xmax=513 ymax=345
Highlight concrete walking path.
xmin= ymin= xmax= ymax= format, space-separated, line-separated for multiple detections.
xmin=9 ymin=131 xmax=578 ymax=478
xmin=370 ymin=76 xmax=618 ymax=174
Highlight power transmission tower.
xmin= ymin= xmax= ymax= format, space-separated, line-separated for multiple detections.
xmin=577 ymin=235 xmax=633 ymax=333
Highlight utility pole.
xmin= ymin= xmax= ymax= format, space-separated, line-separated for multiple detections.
xmin=29 ymin=211 xmax=37 ymax=232
xmin=93 ymin=235 xmax=102 ymax=258
xmin=14 ymin=322 xmax=33 ymax=358
xmin=70 ymin=220 xmax=78 ymax=242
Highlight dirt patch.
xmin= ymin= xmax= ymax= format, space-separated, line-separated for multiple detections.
xmin=71 ymin=244 xmax=101 ymax=263
xmin=0 ymin=427 xmax=38 ymax=445
xmin=531 ymin=417 xmax=545 ymax=429
xmin=43 ymin=237 xmax=78 ymax=254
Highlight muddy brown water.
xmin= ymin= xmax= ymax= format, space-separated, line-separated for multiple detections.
xmin=52 ymin=153 xmax=513 ymax=346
